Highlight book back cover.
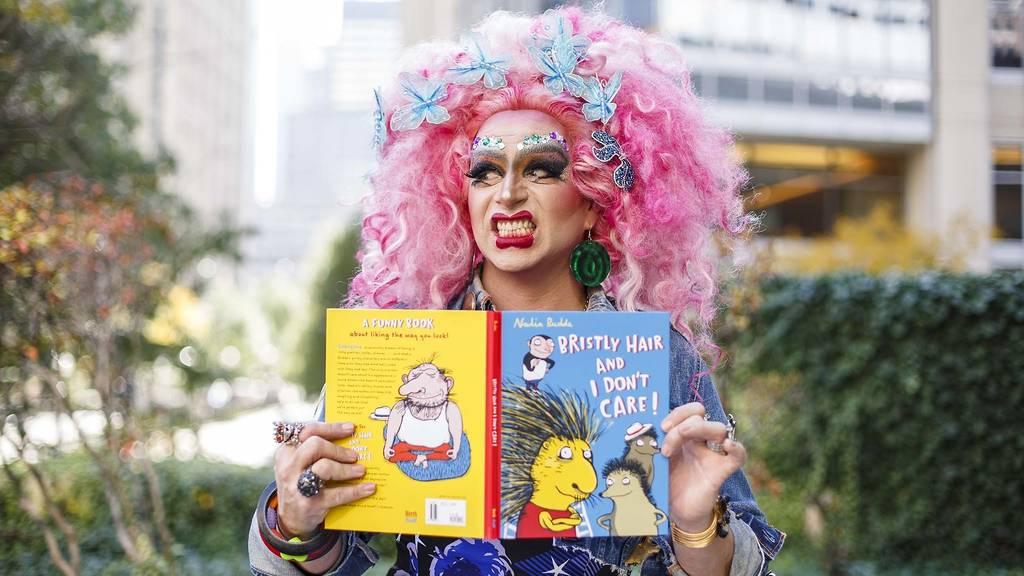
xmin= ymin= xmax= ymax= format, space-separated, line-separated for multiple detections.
xmin=324 ymin=309 xmax=495 ymax=538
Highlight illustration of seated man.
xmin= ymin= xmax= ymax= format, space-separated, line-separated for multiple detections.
xmin=522 ymin=334 xmax=555 ymax=390
xmin=379 ymin=361 xmax=470 ymax=481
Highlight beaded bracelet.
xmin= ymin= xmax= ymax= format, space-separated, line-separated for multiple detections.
xmin=257 ymin=481 xmax=338 ymax=559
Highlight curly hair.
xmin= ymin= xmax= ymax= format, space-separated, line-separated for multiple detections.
xmin=348 ymin=7 xmax=750 ymax=357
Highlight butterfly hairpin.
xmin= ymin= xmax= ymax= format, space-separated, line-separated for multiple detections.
xmin=448 ymin=34 xmax=510 ymax=90
xmin=581 ymin=71 xmax=622 ymax=125
xmin=528 ymin=34 xmax=587 ymax=97
xmin=534 ymin=11 xmax=591 ymax=61
xmin=591 ymin=130 xmax=635 ymax=191
xmin=390 ymin=72 xmax=450 ymax=132
xmin=372 ymin=87 xmax=386 ymax=150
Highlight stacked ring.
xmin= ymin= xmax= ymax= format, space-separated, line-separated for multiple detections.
xmin=273 ymin=421 xmax=305 ymax=446
xmin=297 ymin=467 xmax=324 ymax=498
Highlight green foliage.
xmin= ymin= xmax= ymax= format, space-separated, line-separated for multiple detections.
xmin=0 ymin=0 xmax=156 ymax=188
xmin=724 ymin=272 xmax=1024 ymax=572
xmin=0 ymin=452 xmax=269 ymax=575
xmin=288 ymin=224 xmax=361 ymax=395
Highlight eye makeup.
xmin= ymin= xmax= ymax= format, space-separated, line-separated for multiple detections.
xmin=523 ymin=155 xmax=568 ymax=180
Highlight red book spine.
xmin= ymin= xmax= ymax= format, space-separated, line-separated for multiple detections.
xmin=483 ymin=311 xmax=502 ymax=539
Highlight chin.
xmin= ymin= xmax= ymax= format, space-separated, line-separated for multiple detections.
xmin=482 ymin=250 xmax=544 ymax=274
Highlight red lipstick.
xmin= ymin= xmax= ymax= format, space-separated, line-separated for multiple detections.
xmin=491 ymin=211 xmax=536 ymax=249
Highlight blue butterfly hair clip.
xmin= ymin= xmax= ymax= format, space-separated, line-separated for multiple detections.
xmin=448 ymin=34 xmax=510 ymax=90
xmin=528 ymin=35 xmax=587 ymax=97
xmin=591 ymin=130 xmax=635 ymax=191
xmin=581 ymin=71 xmax=622 ymax=125
xmin=372 ymin=87 xmax=386 ymax=151
xmin=534 ymin=10 xmax=590 ymax=62
xmin=390 ymin=73 xmax=450 ymax=132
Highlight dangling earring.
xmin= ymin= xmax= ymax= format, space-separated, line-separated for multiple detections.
xmin=570 ymin=229 xmax=610 ymax=287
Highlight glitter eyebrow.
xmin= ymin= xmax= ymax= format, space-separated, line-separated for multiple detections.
xmin=516 ymin=131 xmax=569 ymax=152
xmin=471 ymin=135 xmax=505 ymax=151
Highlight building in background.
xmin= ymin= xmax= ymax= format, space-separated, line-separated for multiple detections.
xmin=241 ymin=0 xmax=402 ymax=280
xmin=411 ymin=0 xmax=1024 ymax=271
xmin=101 ymin=0 xmax=253 ymax=225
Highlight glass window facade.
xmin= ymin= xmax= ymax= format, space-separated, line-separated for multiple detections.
xmin=658 ymin=0 xmax=931 ymax=116
xmin=994 ymin=146 xmax=1024 ymax=240
xmin=738 ymin=142 xmax=904 ymax=237
xmin=991 ymin=0 xmax=1023 ymax=69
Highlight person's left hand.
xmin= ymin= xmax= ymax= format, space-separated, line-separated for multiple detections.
xmin=660 ymin=402 xmax=746 ymax=531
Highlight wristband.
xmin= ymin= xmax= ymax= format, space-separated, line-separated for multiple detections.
xmin=257 ymin=481 xmax=336 ymax=558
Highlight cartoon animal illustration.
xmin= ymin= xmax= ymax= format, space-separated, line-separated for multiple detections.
xmin=382 ymin=362 xmax=463 ymax=469
xmin=621 ymin=422 xmax=659 ymax=484
xmin=596 ymin=457 xmax=667 ymax=536
xmin=502 ymin=386 xmax=608 ymax=538
xmin=522 ymin=334 xmax=556 ymax=390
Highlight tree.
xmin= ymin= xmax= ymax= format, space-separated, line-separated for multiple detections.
xmin=0 ymin=2 xmax=239 ymax=574
xmin=0 ymin=0 xmax=159 ymax=188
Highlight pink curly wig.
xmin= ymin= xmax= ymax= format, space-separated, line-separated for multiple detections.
xmin=349 ymin=7 xmax=750 ymax=357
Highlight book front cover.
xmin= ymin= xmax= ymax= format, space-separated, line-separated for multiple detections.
xmin=500 ymin=311 xmax=671 ymax=539
xmin=324 ymin=309 xmax=493 ymax=538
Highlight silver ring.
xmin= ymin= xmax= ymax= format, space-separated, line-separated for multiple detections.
xmin=297 ymin=467 xmax=324 ymax=498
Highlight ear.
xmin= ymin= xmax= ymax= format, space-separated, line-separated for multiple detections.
xmin=583 ymin=201 xmax=600 ymax=231
xmin=445 ymin=376 xmax=454 ymax=390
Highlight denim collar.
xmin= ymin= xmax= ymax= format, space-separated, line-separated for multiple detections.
xmin=457 ymin=268 xmax=615 ymax=312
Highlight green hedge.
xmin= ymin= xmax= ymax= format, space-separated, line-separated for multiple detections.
xmin=0 ymin=453 xmax=269 ymax=575
xmin=725 ymin=271 xmax=1024 ymax=572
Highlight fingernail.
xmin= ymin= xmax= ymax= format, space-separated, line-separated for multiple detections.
xmin=354 ymin=464 xmax=366 ymax=475
xmin=341 ymin=423 xmax=354 ymax=433
xmin=362 ymin=483 xmax=376 ymax=493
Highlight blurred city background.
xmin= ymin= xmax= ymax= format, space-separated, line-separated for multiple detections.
xmin=1 ymin=0 xmax=1022 ymax=574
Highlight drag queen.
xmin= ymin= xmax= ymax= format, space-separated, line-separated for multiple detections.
xmin=249 ymin=7 xmax=784 ymax=575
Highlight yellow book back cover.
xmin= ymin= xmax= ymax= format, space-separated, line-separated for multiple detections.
xmin=324 ymin=309 xmax=491 ymax=538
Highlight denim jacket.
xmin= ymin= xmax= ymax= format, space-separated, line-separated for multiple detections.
xmin=248 ymin=287 xmax=785 ymax=576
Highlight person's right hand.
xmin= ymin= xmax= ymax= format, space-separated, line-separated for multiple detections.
xmin=274 ymin=422 xmax=376 ymax=539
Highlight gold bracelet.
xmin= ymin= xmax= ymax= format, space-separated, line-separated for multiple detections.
xmin=670 ymin=508 xmax=721 ymax=549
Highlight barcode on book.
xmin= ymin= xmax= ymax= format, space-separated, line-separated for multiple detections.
xmin=425 ymin=498 xmax=466 ymax=527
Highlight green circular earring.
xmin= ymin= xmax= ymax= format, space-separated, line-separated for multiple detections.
xmin=570 ymin=229 xmax=610 ymax=287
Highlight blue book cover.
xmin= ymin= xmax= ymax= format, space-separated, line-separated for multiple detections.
xmin=499 ymin=311 xmax=671 ymax=539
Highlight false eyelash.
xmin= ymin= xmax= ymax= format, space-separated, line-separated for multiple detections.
xmin=524 ymin=157 xmax=567 ymax=179
xmin=466 ymin=162 xmax=503 ymax=180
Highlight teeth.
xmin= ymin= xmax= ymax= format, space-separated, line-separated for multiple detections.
xmin=496 ymin=219 xmax=536 ymax=237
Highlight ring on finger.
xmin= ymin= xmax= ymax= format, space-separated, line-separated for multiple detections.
xmin=273 ymin=421 xmax=304 ymax=446
xmin=297 ymin=467 xmax=324 ymax=498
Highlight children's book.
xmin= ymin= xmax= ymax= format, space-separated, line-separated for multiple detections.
xmin=324 ymin=308 xmax=670 ymax=540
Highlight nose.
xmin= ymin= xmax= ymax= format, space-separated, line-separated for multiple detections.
xmin=497 ymin=171 xmax=528 ymax=207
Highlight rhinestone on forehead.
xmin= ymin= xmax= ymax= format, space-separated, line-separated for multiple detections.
xmin=516 ymin=131 xmax=569 ymax=152
xmin=471 ymin=136 xmax=505 ymax=151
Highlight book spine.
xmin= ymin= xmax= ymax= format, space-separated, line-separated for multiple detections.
xmin=484 ymin=311 xmax=502 ymax=540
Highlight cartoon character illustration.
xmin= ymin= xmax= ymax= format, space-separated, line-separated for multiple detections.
xmin=502 ymin=386 xmax=608 ymax=538
xmin=522 ymin=334 xmax=555 ymax=390
xmin=621 ymin=422 xmax=659 ymax=484
xmin=596 ymin=457 xmax=667 ymax=536
xmin=382 ymin=362 xmax=463 ymax=469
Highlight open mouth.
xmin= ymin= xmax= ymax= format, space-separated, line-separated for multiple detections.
xmin=491 ymin=211 xmax=536 ymax=249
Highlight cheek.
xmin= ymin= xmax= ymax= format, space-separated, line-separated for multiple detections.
xmin=537 ymin=183 xmax=588 ymax=221
xmin=467 ymin=191 xmax=489 ymax=233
